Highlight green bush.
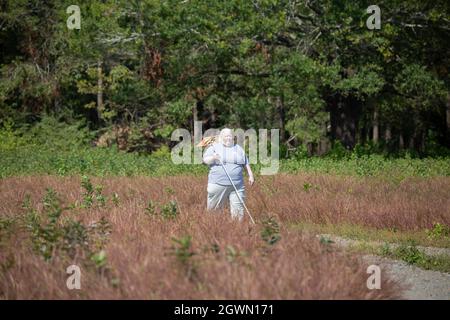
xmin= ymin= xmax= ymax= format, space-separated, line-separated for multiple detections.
xmin=353 ymin=142 xmax=381 ymax=157
xmin=0 ymin=118 xmax=27 ymax=150
xmin=161 ymin=200 xmax=178 ymax=220
xmin=326 ymin=141 xmax=351 ymax=160
xmin=22 ymin=116 xmax=94 ymax=151
xmin=426 ymin=223 xmax=450 ymax=240
xmin=170 ymin=235 xmax=197 ymax=280
xmin=1 ymin=117 xmax=450 ymax=179
xmin=260 ymin=216 xmax=281 ymax=246
xmin=22 ymin=188 xmax=111 ymax=261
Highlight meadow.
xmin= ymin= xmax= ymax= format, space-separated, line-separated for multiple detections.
xmin=1 ymin=0 xmax=450 ymax=302
xmin=1 ymin=125 xmax=449 ymax=299
xmin=1 ymin=170 xmax=449 ymax=299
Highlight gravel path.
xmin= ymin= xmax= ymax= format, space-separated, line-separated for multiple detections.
xmin=362 ymin=254 xmax=450 ymax=299
xmin=318 ymin=233 xmax=450 ymax=257
xmin=317 ymin=234 xmax=450 ymax=300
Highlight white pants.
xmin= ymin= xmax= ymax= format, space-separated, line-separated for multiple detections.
xmin=207 ymin=183 xmax=245 ymax=220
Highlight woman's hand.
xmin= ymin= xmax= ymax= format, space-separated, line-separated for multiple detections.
xmin=245 ymin=164 xmax=255 ymax=186
xmin=203 ymin=152 xmax=221 ymax=165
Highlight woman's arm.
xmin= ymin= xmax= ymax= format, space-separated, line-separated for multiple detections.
xmin=203 ymin=153 xmax=220 ymax=165
xmin=245 ymin=164 xmax=255 ymax=185
xmin=203 ymin=145 xmax=220 ymax=165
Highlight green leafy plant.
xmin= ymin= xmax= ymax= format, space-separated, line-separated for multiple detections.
xmin=381 ymin=242 xmax=392 ymax=256
xmin=88 ymin=217 xmax=112 ymax=252
xmin=81 ymin=175 xmax=94 ymax=208
xmin=161 ymin=200 xmax=178 ymax=220
xmin=0 ymin=216 xmax=17 ymax=243
xmin=112 ymin=193 xmax=120 ymax=206
xmin=260 ymin=216 xmax=281 ymax=245
xmin=62 ymin=220 xmax=90 ymax=258
xmin=21 ymin=193 xmax=32 ymax=211
xmin=81 ymin=175 xmax=106 ymax=208
xmin=170 ymin=235 xmax=197 ymax=280
xmin=144 ymin=200 xmax=157 ymax=217
xmin=319 ymin=236 xmax=334 ymax=245
xmin=394 ymin=245 xmax=427 ymax=265
xmin=43 ymin=188 xmax=63 ymax=224
xmin=425 ymin=223 xmax=450 ymax=240
xmin=95 ymin=185 xmax=106 ymax=207
xmin=225 ymin=245 xmax=238 ymax=263
xmin=164 ymin=186 xmax=175 ymax=195
xmin=91 ymin=250 xmax=108 ymax=269
xmin=23 ymin=189 xmax=111 ymax=261
xmin=303 ymin=182 xmax=313 ymax=191
xmin=303 ymin=182 xmax=320 ymax=191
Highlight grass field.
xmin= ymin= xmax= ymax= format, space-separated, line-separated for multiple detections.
xmin=1 ymin=172 xmax=449 ymax=299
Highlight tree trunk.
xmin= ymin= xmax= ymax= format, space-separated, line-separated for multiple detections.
xmin=211 ymin=108 xmax=217 ymax=128
xmin=359 ymin=127 xmax=365 ymax=145
xmin=328 ymin=95 xmax=361 ymax=149
xmin=409 ymin=132 xmax=416 ymax=150
xmin=385 ymin=125 xmax=392 ymax=142
xmin=447 ymin=93 xmax=450 ymax=142
xmin=399 ymin=133 xmax=404 ymax=150
xmin=97 ymin=60 xmax=104 ymax=121
xmin=420 ymin=129 xmax=426 ymax=153
xmin=319 ymin=138 xmax=330 ymax=155
xmin=372 ymin=102 xmax=379 ymax=143
xmin=276 ymin=96 xmax=286 ymax=143
xmin=307 ymin=142 xmax=314 ymax=156
xmin=409 ymin=116 xmax=419 ymax=152
xmin=192 ymin=101 xmax=198 ymax=133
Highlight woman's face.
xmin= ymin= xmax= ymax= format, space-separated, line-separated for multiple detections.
xmin=221 ymin=131 xmax=233 ymax=147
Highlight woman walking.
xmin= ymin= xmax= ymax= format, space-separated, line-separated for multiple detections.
xmin=202 ymin=128 xmax=255 ymax=221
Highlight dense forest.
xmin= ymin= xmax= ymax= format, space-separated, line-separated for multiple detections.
xmin=1 ymin=0 xmax=449 ymax=156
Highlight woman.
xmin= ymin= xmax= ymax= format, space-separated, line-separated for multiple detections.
xmin=202 ymin=128 xmax=255 ymax=220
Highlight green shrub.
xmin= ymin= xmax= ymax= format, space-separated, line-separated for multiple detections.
xmin=326 ymin=141 xmax=351 ymax=160
xmin=161 ymin=200 xmax=178 ymax=220
xmin=112 ymin=193 xmax=120 ymax=206
xmin=394 ymin=245 xmax=427 ymax=265
xmin=22 ymin=188 xmax=111 ymax=261
xmin=0 ymin=118 xmax=27 ymax=150
xmin=170 ymin=235 xmax=197 ymax=280
xmin=21 ymin=116 xmax=94 ymax=151
xmin=260 ymin=216 xmax=281 ymax=246
xmin=1 ymin=135 xmax=449 ymax=178
xmin=426 ymin=223 xmax=450 ymax=240
xmin=81 ymin=175 xmax=106 ymax=208
xmin=144 ymin=200 xmax=157 ymax=217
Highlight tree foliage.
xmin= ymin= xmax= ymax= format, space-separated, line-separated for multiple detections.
xmin=1 ymin=0 xmax=449 ymax=154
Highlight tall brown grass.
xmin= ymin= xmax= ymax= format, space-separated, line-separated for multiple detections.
xmin=3 ymin=173 xmax=445 ymax=299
